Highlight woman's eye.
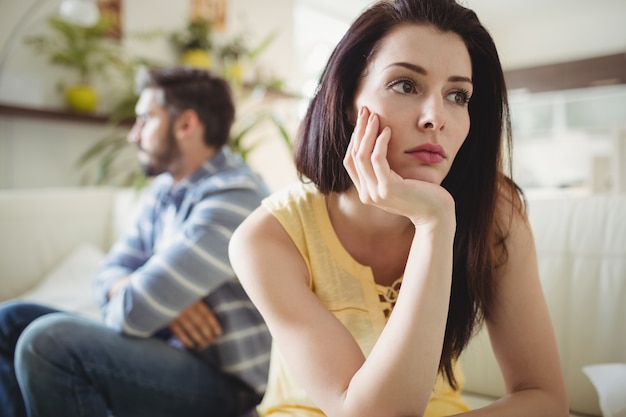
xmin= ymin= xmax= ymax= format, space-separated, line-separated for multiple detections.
xmin=447 ymin=90 xmax=471 ymax=105
xmin=389 ymin=79 xmax=416 ymax=94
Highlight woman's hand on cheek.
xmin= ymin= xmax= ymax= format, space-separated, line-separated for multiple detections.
xmin=344 ymin=106 xmax=455 ymax=225
xmin=344 ymin=107 xmax=398 ymax=199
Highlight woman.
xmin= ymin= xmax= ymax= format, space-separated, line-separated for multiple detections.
xmin=229 ymin=0 xmax=568 ymax=416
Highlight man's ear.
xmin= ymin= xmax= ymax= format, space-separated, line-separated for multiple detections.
xmin=173 ymin=109 xmax=200 ymax=140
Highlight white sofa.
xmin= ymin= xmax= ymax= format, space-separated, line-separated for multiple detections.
xmin=1 ymin=187 xmax=625 ymax=416
xmin=461 ymin=192 xmax=626 ymax=417
xmin=0 ymin=187 xmax=145 ymax=318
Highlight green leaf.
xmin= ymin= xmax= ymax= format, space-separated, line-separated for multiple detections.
xmin=76 ymin=134 xmax=126 ymax=168
xmin=247 ymin=31 xmax=278 ymax=62
xmin=270 ymin=113 xmax=293 ymax=151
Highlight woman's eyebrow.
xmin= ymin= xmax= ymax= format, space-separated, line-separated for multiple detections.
xmin=449 ymin=75 xmax=473 ymax=84
xmin=386 ymin=62 xmax=473 ymax=85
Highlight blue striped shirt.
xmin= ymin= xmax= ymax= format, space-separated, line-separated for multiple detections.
xmin=94 ymin=148 xmax=271 ymax=397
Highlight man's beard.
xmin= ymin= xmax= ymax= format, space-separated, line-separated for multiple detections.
xmin=141 ymin=158 xmax=168 ymax=177
xmin=140 ymin=126 xmax=179 ymax=177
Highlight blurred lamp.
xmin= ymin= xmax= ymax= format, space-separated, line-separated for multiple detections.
xmin=59 ymin=0 xmax=101 ymax=27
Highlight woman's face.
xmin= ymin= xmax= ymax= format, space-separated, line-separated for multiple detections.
xmin=352 ymin=24 xmax=473 ymax=185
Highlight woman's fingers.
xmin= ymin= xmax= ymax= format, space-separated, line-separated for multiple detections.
xmin=344 ymin=106 xmax=368 ymax=182
xmin=346 ymin=107 xmax=395 ymax=204
xmin=355 ymin=111 xmax=381 ymax=188
xmin=370 ymin=126 xmax=392 ymax=188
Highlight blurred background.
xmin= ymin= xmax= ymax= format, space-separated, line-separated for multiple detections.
xmin=1 ymin=0 xmax=625 ymax=194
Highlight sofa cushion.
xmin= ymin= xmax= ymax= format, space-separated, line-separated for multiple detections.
xmin=18 ymin=243 xmax=104 ymax=319
xmin=583 ymin=363 xmax=626 ymax=417
xmin=0 ymin=188 xmax=117 ymax=300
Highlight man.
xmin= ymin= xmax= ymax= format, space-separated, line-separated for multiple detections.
xmin=0 ymin=67 xmax=271 ymax=417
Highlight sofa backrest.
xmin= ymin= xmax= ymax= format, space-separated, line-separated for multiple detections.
xmin=0 ymin=187 xmax=118 ymax=301
xmin=460 ymin=194 xmax=626 ymax=416
xmin=0 ymin=187 xmax=146 ymax=302
xmin=107 ymin=187 xmax=147 ymax=248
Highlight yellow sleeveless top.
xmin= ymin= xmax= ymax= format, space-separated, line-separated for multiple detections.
xmin=257 ymin=182 xmax=470 ymax=417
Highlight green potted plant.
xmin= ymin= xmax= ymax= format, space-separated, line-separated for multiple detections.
xmin=75 ymin=27 xmax=294 ymax=188
xmin=218 ymin=35 xmax=246 ymax=86
xmin=25 ymin=16 xmax=124 ymax=113
xmin=169 ymin=18 xmax=214 ymax=69
xmin=216 ymin=31 xmax=278 ymax=88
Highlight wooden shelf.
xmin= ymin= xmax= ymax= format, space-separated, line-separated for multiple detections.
xmin=0 ymin=103 xmax=132 ymax=126
xmin=505 ymin=53 xmax=626 ymax=93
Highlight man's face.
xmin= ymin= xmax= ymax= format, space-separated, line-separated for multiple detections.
xmin=127 ymin=88 xmax=180 ymax=177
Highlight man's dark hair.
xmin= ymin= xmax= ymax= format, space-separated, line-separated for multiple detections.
xmin=136 ymin=67 xmax=235 ymax=148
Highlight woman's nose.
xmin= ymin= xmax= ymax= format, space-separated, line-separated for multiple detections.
xmin=418 ymin=95 xmax=446 ymax=131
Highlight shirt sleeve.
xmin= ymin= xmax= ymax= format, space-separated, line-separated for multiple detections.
xmin=93 ymin=191 xmax=157 ymax=309
xmin=101 ymin=187 xmax=263 ymax=337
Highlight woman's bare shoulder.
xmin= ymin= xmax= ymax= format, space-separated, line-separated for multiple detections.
xmin=231 ymin=206 xmax=293 ymax=252
xmin=230 ymin=205 xmax=309 ymax=287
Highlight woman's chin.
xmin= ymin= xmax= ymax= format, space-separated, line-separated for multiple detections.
xmin=398 ymin=167 xmax=446 ymax=185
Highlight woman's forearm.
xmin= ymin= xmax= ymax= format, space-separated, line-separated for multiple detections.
xmin=341 ymin=221 xmax=457 ymax=416
xmin=457 ymin=387 xmax=569 ymax=417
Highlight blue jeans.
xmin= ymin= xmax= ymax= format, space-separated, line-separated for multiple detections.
xmin=0 ymin=301 xmax=256 ymax=417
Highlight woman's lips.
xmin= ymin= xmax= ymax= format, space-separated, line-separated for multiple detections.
xmin=405 ymin=144 xmax=446 ymax=164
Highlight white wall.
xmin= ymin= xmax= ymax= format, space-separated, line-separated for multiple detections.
xmin=300 ymin=0 xmax=626 ymax=70
xmin=0 ymin=115 xmax=119 ymax=189
xmin=1 ymin=0 xmax=625 ymax=192
xmin=466 ymin=0 xmax=626 ymax=70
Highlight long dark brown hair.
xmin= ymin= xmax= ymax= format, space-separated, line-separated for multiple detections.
xmin=294 ymin=0 xmax=522 ymax=389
